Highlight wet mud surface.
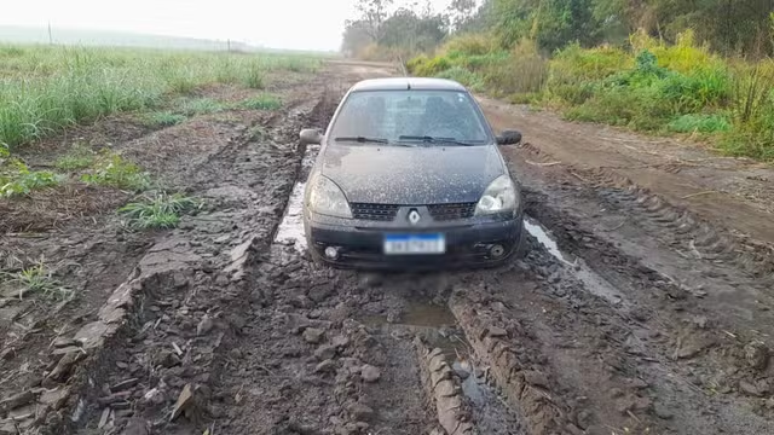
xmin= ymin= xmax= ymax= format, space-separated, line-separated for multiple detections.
xmin=1 ymin=61 xmax=773 ymax=435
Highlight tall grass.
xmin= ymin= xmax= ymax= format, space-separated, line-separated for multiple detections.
xmin=0 ymin=44 xmax=321 ymax=150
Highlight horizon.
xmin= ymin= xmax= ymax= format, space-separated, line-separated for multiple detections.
xmin=1 ymin=0 xmax=454 ymax=52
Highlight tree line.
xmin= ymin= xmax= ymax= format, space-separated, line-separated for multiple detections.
xmin=342 ymin=0 xmax=774 ymax=58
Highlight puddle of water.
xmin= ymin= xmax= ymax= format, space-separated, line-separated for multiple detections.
xmin=452 ymin=360 xmax=487 ymax=405
xmin=524 ymin=218 xmax=575 ymax=266
xmin=272 ymin=145 xmax=320 ymax=251
xmin=525 ymin=216 xmax=629 ymax=308
xmin=273 ymin=181 xmax=307 ymax=251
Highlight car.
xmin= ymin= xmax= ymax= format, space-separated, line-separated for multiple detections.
xmin=299 ymin=77 xmax=526 ymax=270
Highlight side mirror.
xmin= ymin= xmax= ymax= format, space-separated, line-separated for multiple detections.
xmin=496 ymin=130 xmax=522 ymax=146
xmin=300 ymin=128 xmax=323 ymax=145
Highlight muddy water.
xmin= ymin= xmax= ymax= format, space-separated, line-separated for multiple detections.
xmin=526 ymin=216 xmax=629 ymax=308
xmin=272 ymin=144 xmax=320 ymax=250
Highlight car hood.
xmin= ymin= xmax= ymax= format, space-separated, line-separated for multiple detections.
xmin=320 ymin=144 xmax=506 ymax=204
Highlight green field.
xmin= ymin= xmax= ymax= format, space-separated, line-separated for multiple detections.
xmin=0 ymin=44 xmax=321 ymax=151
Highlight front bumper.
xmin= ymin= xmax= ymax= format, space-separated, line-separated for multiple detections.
xmin=305 ymin=213 xmax=524 ymax=270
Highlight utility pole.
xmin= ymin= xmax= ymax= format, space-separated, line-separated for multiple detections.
xmin=48 ymin=22 xmax=53 ymax=45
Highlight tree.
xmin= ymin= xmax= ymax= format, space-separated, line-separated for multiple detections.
xmin=378 ymin=8 xmax=448 ymax=53
xmin=341 ymin=20 xmax=373 ymax=57
xmin=355 ymin=0 xmax=395 ymax=43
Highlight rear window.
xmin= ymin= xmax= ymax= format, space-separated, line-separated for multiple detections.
xmin=329 ymin=90 xmax=491 ymax=145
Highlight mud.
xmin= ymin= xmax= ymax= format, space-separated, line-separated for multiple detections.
xmin=2 ymin=60 xmax=774 ymax=435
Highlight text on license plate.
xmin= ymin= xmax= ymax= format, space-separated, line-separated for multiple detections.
xmin=384 ymin=234 xmax=445 ymax=255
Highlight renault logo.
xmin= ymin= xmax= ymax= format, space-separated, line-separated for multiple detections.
xmin=408 ymin=209 xmax=421 ymax=225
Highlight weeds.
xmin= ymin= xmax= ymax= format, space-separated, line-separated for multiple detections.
xmin=118 ymin=192 xmax=202 ymax=229
xmin=142 ymin=111 xmax=187 ymax=128
xmin=239 ymin=94 xmax=282 ymax=111
xmin=55 ymin=143 xmax=95 ymax=170
xmin=243 ymin=67 xmax=265 ymax=89
xmin=81 ymin=152 xmax=152 ymax=191
xmin=1 ymin=260 xmax=73 ymax=301
xmin=668 ymin=114 xmax=731 ymax=134
xmin=179 ymin=98 xmax=228 ymax=116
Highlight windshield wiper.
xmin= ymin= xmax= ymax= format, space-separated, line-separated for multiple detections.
xmin=334 ymin=136 xmax=389 ymax=144
xmin=398 ymin=135 xmax=478 ymax=146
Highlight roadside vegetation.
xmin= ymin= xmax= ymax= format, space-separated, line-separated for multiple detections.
xmin=344 ymin=0 xmax=774 ymax=161
xmin=0 ymin=44 xmax=319 ymax=151
xmin=0 ymin=44 xmax=299 ymax=205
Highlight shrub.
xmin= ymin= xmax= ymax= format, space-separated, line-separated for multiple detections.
xmin=440 ymin=34 xmax=497 ymax=57
xmin=435 ymin=67 xmax=485 ymax=92
xmin=482 ymin=55 xmax=548 ymax=96
xmin=411 ymin=55 xmax=452 ymax=77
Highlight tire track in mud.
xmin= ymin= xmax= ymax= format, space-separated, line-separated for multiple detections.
xmin=19 ymin=79 xmax=333 ymax=435
xmin=517 ymin=142 xmax=774 ymax=281
xmin=504 ymin=144 xmax=774 ymax=433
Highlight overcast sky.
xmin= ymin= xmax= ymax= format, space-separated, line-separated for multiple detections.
xmin=1 ymin=0 xmax=454 ymax=51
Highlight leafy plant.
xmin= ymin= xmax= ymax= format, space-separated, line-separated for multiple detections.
xmin=81 ymin=152 xmax=151 ymax=191
xmin=118 ymin=192 xmax=203 ymax=229
xmin=1 ymin=159 xmax=62 ymax=197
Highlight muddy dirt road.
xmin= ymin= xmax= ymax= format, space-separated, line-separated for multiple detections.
xmin=1 ymin=60 xmax=773 ymax=435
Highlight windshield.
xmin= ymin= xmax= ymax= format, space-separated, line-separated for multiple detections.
xmin=329 ymin=90 xmax=491 ymax=145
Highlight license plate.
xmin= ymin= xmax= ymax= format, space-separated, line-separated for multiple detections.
xmin=384 ymin=234 xmax=446 ymax=255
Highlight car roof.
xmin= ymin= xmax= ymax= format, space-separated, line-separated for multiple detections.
xmin=350 ymin=77 xmax=467 ymax=92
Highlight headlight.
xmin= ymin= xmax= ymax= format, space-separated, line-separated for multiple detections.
xmin=307 ymin=174 xmax=352 ymax=218
xmin=475 ymin=175 xmax=519 ymax=215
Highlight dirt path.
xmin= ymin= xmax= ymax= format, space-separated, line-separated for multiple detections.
xmin=2 ymin=60 xmax=773 ymax=435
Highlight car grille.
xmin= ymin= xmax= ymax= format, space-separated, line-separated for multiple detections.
xmin=350 ymin=202 xmax=477 ymax=222
xmin=428 ymin=203 xmax=477 ymax=221
xmin=350 ymin=203 xmax=400 ymax=221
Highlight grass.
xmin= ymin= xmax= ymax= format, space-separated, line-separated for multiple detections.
xmin=1 ymin=260 xmax=73 ymax=301
xmin=239 ymin=94 xmax=282 ymax=111
xmin=0 ymin=44 xmax=321 ymax=151
xmin=141 ymin=111 xmax=187 ymax=128
xmin=179 ymin=98 xmax=229 ymax=116
xmin=118 ymin=192 xmax=202 ymax=229
xmin=80 ymin=152 xmax=152 ymax=191
xmin=408 ymin=30 xmax=774 ymax=161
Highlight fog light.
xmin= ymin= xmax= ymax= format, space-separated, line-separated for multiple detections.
xmin=490 ymin=244 xmax=505 ymax=258
xmin=324 ymin=246 xmax=340 ymax=260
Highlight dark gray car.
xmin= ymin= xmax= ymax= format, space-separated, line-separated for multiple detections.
xmin=299 ymin=77 xmax=525 ymax=269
